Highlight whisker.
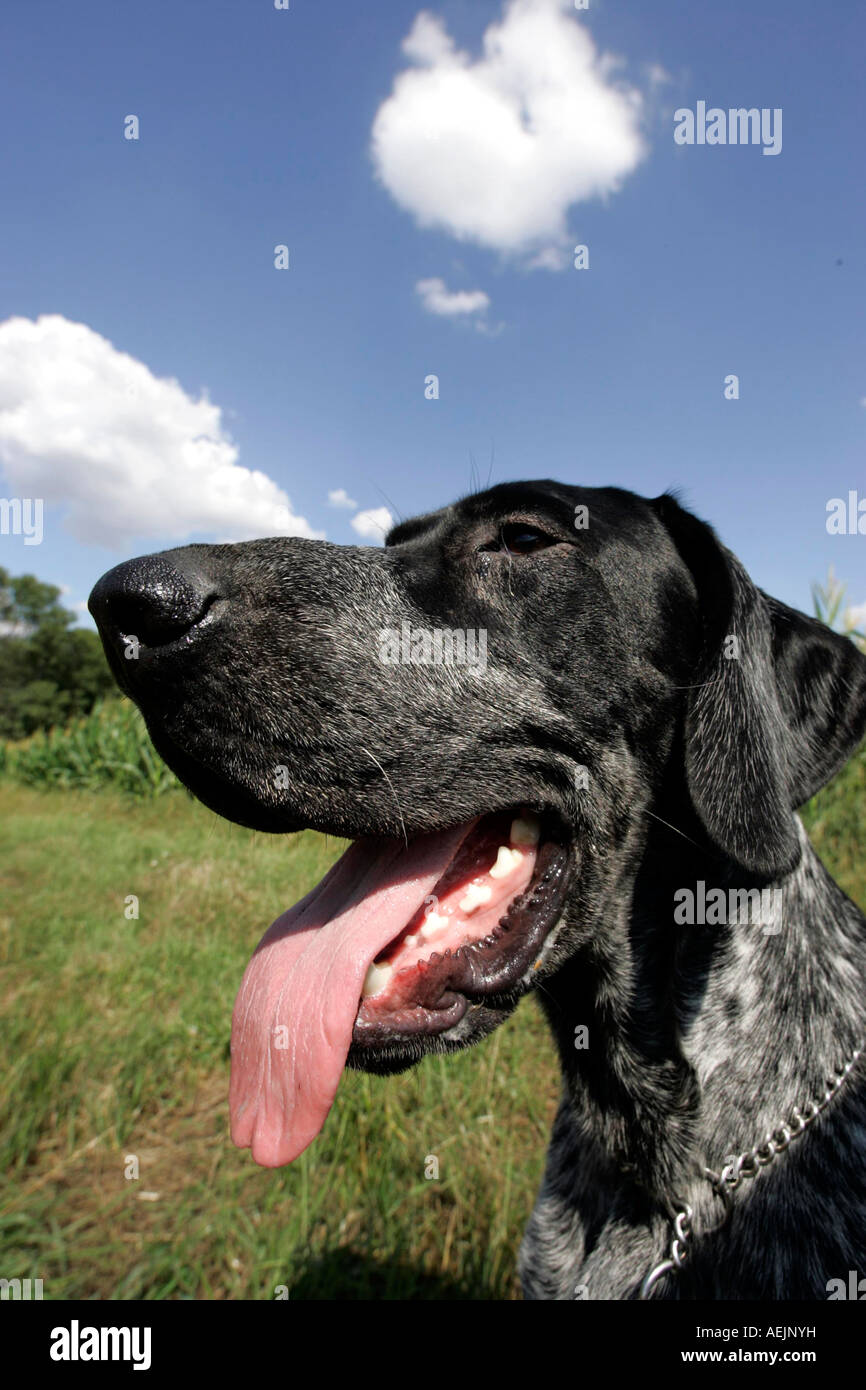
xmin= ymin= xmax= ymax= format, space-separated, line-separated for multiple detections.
xmin=643 ymin=808 xmax=701 ymax=849
xmin=372 ymin=484 xmax=403 ymax=527
xmin=360 ymin=746 xmax=409 ymax=848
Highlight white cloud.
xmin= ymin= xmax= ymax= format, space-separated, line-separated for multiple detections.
xmin=0 ymin=315 xmax=322 ymax=548
xmin=647 ymin=63 xmax=670 ymax=88
xmin=416 ymin=277 xmax=490 ymax=317
xmin=328 ymin=487 xmax=358 ymax=509
xmin=351 ymin=506 xmax=394 ymax=542
xmin=371 ymin=0 xmax=646 ymax=264
xmin=526 ymin=245 xmax=570 ymax=272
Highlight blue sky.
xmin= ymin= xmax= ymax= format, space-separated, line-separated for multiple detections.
xmin=0 ymin=0 xmax=864 ymax=624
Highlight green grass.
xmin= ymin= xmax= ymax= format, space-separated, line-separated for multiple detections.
xmin=799 ymin=744 xmax=866 ymax=903
xmin=0 ymin=785 xmax=557 ymax=1300
xmin=0 ymin=741 xmax=863 ymax=1301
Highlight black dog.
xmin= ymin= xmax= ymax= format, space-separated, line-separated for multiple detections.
xmin=89 ymin=481 xmax=866 ymax=1300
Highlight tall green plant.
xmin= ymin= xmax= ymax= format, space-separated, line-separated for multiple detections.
xmin=812 ymin=567 xmax=866 ymax=651
xmin=1 ymin=698 xmax=180 ymax=796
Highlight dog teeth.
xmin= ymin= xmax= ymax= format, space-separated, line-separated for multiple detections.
xmin=420 ymin=911 xmax=449 ymax=941
xmin=459 ymin=884 xmax=493 ymax=915
xmin=403 ymin=933 xmax=419 ymax=948
xmin=489 ymin=845 xmax=524 ymax=879
xmin=510 ymin=814 xmax=540 ymax=847
xmin=361 ymin=961 xmax=393 ymax=998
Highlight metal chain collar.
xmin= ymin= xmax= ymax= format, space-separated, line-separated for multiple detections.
xmin=638 ymin=1043 xmax=863 ymax=1299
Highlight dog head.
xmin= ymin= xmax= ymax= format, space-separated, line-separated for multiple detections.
xmin=89 ymin=481 xmax=866 ymax=1166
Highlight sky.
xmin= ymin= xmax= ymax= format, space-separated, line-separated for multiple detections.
xmin=0 ymin=0 xmax=864 ymax=625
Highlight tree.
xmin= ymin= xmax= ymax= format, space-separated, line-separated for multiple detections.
xmin=0 ymin=567 xmax=116 ymax=739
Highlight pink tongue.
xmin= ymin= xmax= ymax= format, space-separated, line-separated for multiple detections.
xmin=229 ymin=821 xmax=476 ymax=1167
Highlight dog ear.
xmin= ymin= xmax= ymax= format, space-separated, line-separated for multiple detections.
xmin=652 ymin=494 xmax=866 ymax=878
xmin=764 ymin=592 xmax=866 ymax=806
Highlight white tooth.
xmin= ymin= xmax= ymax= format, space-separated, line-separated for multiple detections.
xmin=404 ymin=933 xmax=419 ymax=949
xmin=489 ymin=845 xmax=523 ymax=879
xmin=362 ymin=961 xmax=393 ymax=998
xmin=420 ymin=912 xmax=449 ymax=941
xmin=510 ymin=814 xmax=540 ymax=847
xmin=459 ymin=883 xmax=493 ymax=915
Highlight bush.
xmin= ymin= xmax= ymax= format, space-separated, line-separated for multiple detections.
xmin=0 ymin=698 xmax=180 ymax=795
xmin=0 ymin=567 xmax=116 ymax=739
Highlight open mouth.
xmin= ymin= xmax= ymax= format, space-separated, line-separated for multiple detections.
xmin=353 ymin=810 xmax=569 ymax=1044
xmin=229 ymin=807 xmax=571 ymax=1168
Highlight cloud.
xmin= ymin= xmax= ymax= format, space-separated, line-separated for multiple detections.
xmin=646 ymin=63 xmax=671 ymax=88
xmin=351 ymin=506 xmax=394 ymax=542
xmin=328 ymin=487 xmax=359 ymax=509
xmin=371 ymin=0 xmax=646 ymax=264
xmin=0 ymin=315 xmax=322 ymax=548
xmin=416 ymin=277 xmax=491 ymax=317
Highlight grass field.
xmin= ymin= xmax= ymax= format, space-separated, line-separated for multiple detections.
xmin=0 ymin=784 xmax=559 ymax=1300
xmin=1 ymin=744 xmax=863 ymax=1301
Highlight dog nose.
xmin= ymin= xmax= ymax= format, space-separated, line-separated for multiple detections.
xmin=89 ymin=554 xmax=219 ymax=649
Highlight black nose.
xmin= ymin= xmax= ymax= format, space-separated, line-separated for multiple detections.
xmin=89 ymin=554 xmax=218 ymax=650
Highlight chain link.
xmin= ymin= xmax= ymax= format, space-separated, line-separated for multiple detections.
xmin=638 ymin=1044 xmax=862 ymax=1299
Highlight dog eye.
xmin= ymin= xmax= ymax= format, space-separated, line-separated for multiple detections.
xmin=483 ymin=524 xmax=556 ymax=556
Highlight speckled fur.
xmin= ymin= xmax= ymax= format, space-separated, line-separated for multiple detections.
xmin=90 ymin=482 xmax=866 ymax=1301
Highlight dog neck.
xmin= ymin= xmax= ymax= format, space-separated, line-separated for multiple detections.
xmin=539 ymin=816 xmax=866 ymax=1203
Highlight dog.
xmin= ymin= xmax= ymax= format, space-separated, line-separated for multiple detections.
xmin=89 ymin=480 xmax=866 ymax=1300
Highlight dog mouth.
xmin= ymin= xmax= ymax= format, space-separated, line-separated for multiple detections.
xmin=229 ymin=807 xmax=571 ymax=1168
xmin=352 ymin=810 xmax=569 ymax=1044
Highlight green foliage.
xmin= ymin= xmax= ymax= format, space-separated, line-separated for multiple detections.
xmin=0 ymin=741 xmax=863 ymax=1300
xmin=0 ymin=786 xmax=542 ymax=1299
xmin=0 ymin=697 xmax=179 ymax=795
xmin=0 ymin=568 xmax=73 ymax=630
xmin=0 ymin=565 xmax=115 ymax=739
xmin=800 ymin=736 xmax=866 ymax=902
xmin=811 ymin=565 xmax=866 ymax=649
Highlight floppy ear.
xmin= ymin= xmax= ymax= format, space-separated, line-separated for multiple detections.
xmin=764 ymin=592 xmax=866 ymax=806
xmin=653 ymin=494 xmax=866 ymax=879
